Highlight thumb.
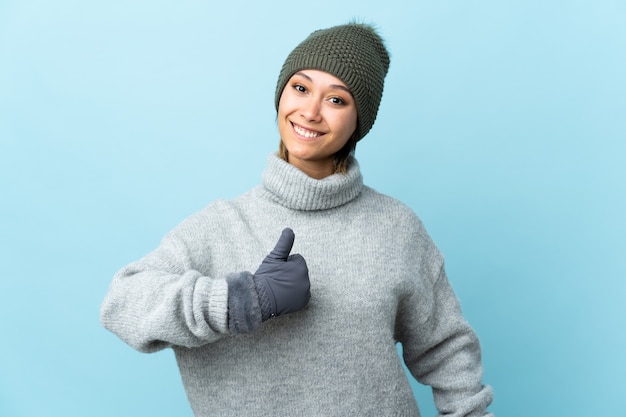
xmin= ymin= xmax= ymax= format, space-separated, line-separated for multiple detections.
xmin=267 ymin=228 xmax=295 ymax=261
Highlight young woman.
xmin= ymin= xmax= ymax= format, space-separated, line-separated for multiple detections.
xmin=101 ymin=23 xmax=494 ymax=417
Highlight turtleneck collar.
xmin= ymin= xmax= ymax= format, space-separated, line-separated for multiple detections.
xmin=261 ymin=153 xmax=363 ymax=211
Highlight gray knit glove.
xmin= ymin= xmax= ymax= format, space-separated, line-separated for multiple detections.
xmin=226 ymin=228 xmax=310 ymax=334
xmin=253 ymin=228 xmax=310 ymax=321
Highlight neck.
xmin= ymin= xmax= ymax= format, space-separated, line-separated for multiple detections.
xmin=261 ymin=153 xmax=363 ymax=211
xmin=289 ymin=158 xmax=335 ymax=179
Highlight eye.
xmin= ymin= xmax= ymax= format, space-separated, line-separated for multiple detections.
xmin=329 ymin=96 xmax=346 ymax=105
xmin=293 ymin=83 xmax=306 ymax=93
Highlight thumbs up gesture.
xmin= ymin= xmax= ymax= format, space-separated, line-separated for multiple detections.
xmin=253 ymin=228 xmax=311 ymax=321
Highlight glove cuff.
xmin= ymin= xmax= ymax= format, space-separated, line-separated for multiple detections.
xmin=226 ymin=272 xmax=262 ymax=334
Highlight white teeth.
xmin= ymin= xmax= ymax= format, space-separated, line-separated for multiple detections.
xmin=293 ymin=124 xmax=322 ymax=138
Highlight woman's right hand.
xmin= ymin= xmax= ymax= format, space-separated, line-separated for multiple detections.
xmin=253 ymin=228 xmax=311 ymax=321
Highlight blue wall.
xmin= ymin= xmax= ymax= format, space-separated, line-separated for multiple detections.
xmin=1 ymin=1 xmax=624 ymax=416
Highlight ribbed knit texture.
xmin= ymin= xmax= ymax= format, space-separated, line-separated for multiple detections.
xmin=261 ymin=153 xmax=363 ymax=210
xmin=100 ymin=153 xmax=493 ymax=417
xmin=275 ymin=23 xmax=390 ymax=140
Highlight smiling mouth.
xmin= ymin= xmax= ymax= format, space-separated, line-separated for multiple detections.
xmin=292 ymin=122 xmax=324 ymax=138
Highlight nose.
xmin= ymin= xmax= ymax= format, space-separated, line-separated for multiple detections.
xmin=300 ymin=97 xmax=322 ymax=123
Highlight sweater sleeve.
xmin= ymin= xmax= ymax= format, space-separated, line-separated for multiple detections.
xmin=100 ymin=220 xmax=230 ymax=353
xmin=396 ymin=266 xmax=494 ymax=417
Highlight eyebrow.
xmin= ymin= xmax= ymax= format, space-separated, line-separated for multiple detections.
xmin=294 ymin=71 xmax=353 ymax=95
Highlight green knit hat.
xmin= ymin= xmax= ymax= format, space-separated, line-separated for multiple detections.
xmin=275 ymin=23 xmax=390 ymax=141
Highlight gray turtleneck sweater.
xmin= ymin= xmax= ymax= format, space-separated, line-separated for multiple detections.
xmin=100 ymin=154 xmax=493 ymax=417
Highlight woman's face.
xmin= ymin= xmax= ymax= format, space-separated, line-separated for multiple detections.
xmin=277 ymin=69 xmax=357 ymax=179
